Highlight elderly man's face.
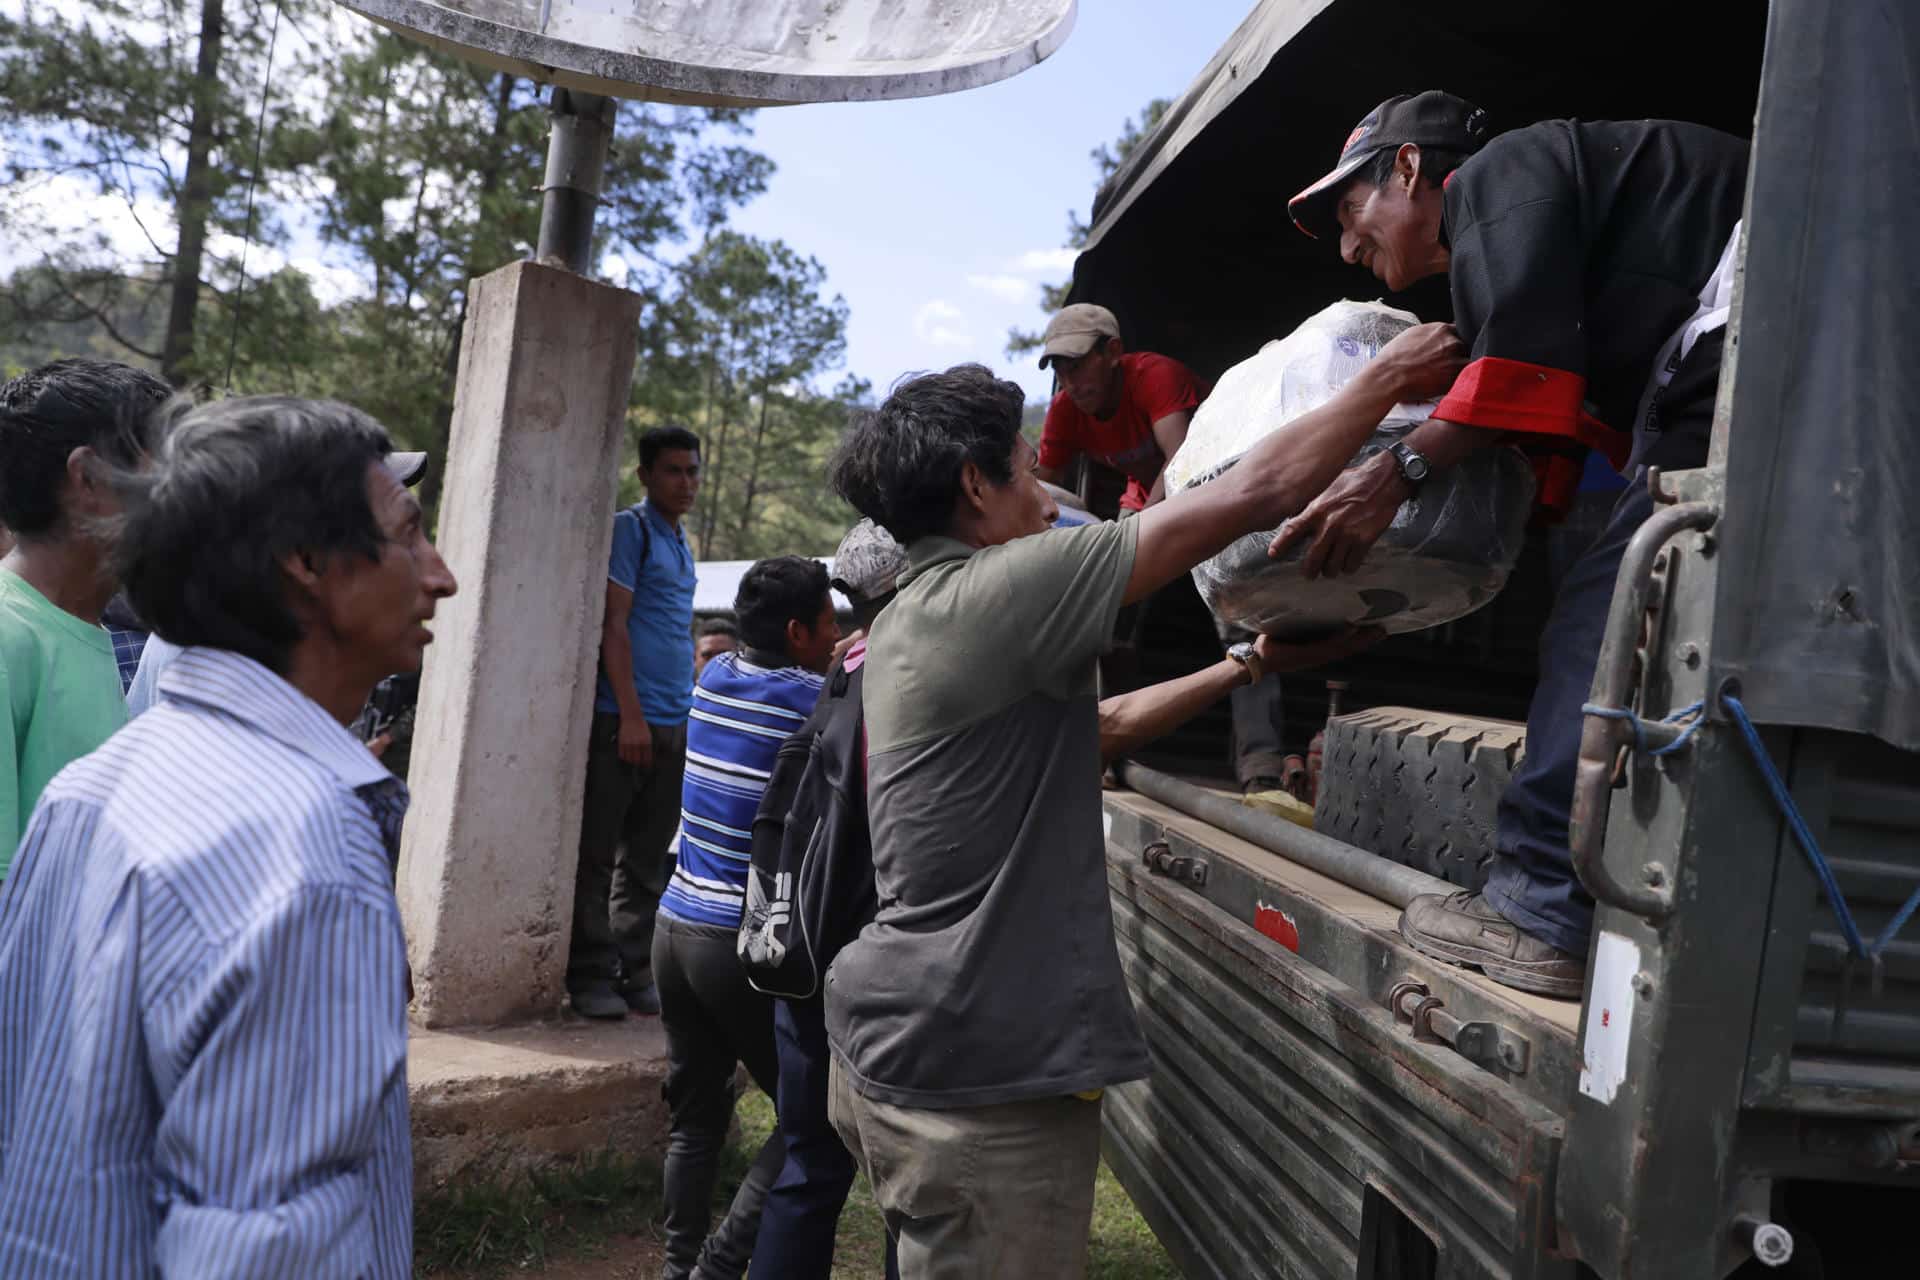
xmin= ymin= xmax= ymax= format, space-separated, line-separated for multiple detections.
xmin=316 ymin=462 xmax=458 ymax=683
xmin=1333 ymin=150 xmax=1449 ymax=293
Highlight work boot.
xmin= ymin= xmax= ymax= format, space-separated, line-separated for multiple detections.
xmin=1399 ymin=891 xmax=1586 ymax=999
xmin=569 ymin=985 xmax=629 ymax=1020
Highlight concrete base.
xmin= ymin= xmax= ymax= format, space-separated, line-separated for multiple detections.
xmin=409 ymin=1017 xmax=670 ymax=1195
xmin=399 ymin=260 xmax=643 ymax=1028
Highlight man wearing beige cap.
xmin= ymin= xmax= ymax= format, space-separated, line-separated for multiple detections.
xmin=1034 ymin=303 xmax=1202 ymax=513
xmin=1035 ymin=305 xmax=1294 ymax=790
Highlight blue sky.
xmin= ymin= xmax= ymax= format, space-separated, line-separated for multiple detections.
xmin=720 ymin=1 xmax=1253 ymax=404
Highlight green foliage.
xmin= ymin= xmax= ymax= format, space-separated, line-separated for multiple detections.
xmin=1 ymin=8 xmax=863 ymax=553
xmin=631 ymin=230 xmax=863 ymax=560
xmin=0 ymin=0 xmax=311 ymax=383
xmin=1006 ymin=97 xmax=1172 ymax=358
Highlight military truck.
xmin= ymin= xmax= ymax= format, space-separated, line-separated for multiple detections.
xmin=1069 ymin=2 xmax=1920 ymax=1275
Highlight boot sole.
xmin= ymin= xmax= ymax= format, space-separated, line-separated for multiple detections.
xmin=1398 ymin=915 xmax=1587 ymax=1000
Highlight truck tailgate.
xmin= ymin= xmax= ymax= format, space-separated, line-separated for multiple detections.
xmin=1102 ymin=788 xmax=1577 ymax=1279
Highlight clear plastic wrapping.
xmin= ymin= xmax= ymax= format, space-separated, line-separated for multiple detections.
xmin=1167 ymin=301 xmax=1537 ymax=639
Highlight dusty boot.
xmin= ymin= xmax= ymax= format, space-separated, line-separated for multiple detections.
xmin=1399 ymin=891 xmax=1586 ymax=998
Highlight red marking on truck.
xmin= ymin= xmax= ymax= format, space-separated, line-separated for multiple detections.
xmin=1255 ymin=902 xmax=1300 ymax=952
xmin=1601 ymin=1009 xmax=1612 ymax=1028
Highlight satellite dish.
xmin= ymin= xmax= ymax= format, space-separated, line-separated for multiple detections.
xmin=337 ymin=0 xmax=1078 ymax=107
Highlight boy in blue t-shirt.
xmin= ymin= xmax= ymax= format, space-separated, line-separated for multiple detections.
xmin=567 ymin=426 xmax=701 ymax=1019
xmin=651 ymin=556 xmax=840 ymax=1280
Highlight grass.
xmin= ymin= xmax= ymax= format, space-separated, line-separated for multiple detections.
xmin=418 ymin=1089 xmax=1179 ymax=1278
xmin=414 ymin=1147 xmax=665 ymax=1275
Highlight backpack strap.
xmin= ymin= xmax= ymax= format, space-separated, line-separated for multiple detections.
xmin=629 ymin=502 xmax=652 ymax=572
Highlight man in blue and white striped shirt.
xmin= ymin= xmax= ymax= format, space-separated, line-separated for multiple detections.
xmin=0 ymin=396 xmax=457 ymax=1277
xmin=654 ymin=556 xmax=838 ymax=1280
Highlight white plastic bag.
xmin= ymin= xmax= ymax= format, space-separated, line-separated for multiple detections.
xmin=1169 ymin=300 xmax=1536 ymax=638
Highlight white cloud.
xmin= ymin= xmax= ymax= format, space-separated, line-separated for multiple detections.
xmin=1012 ymin=247 xmax=1077 ymax=274
xmin=912 ymin=299 xmax=974 ymax=349
xmin=965 ymin=272 xmax=1031 ymax=303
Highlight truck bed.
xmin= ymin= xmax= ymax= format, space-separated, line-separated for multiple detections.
xmin=1101 ymin=786 xmax=1583 ymax=1279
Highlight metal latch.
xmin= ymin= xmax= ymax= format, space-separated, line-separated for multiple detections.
xmin=1142 ymin=839 xmax=1208 ymax=887
xmin=1387 ymin=979 xmax=1531 ymax=1076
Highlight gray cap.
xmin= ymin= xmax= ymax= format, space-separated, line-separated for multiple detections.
xmin=831 ymin=518 xmax=907 ymax=603
xmin=385 ymin=451 xmax=428 ymax=487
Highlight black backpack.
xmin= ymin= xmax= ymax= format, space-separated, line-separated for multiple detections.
xmin=736 ymin=653 xmax=879 ymax=999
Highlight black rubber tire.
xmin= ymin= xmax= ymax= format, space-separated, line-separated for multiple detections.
xmin=1314 ymin=707 xmax=1526 ymax=892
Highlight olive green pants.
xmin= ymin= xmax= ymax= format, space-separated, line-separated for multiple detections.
xmin=827 ymin=1059 xmax=1102 ymax=1279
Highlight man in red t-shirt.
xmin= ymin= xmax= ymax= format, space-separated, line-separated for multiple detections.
xmin=1034 ymin=304 xmax=1203 ymax=512
xmin=1035 ymin=305 xmax=1299 ymax=792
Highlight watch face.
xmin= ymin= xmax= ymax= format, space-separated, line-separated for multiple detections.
xmin=1404 ymin=454 xmax=1431 ymax=482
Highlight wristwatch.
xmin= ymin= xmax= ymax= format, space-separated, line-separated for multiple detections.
xmin=1387 ymin=440 xmax=1432 ymax=495
xmin=1226 ymin=640 xmax=1264 ymax=686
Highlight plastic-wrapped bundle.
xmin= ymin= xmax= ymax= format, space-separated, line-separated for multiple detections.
xmin=1166 ymin=300 xmax=1536 ymax=639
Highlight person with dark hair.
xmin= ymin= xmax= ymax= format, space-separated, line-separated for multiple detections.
xmin=1033 ymin=303 xmax=1201 ymax=513
xmin=0 ymin=395 xmax=456 ymax=1276
xmin=1282 ymin=91 xmax=1748 ymax=996
xmin=653 ymin=555 xmax=839 ymax=1280
xmin=822 ymin=344 xmax=1461 ymax=1277
xmin=1032 ymin=308 xmax=1290 ymax=791
xmin=695 ymin=616 xmax=739 ymax=679
xmin=125 ymin=448 xmax=430 ymax=720
xmin=0 ymin=357 xmax=169 ymax=869
xmin=569 ymin=423 xmax=704 ymax=1018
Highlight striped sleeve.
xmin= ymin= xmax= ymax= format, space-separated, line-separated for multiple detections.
xmin=147 ymin=881 xmax=411 ymax=1278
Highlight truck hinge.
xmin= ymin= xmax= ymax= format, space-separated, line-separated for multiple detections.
xmin=1142 ymin=839 xmax=1208 ymax=887
xmin=1386 ymin=979 xmax=1532 ymax=1076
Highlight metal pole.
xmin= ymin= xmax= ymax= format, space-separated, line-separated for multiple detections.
xmin=1117 ymin=761 xmax=1453 ymax=908
xmin=535 ymin=89 xmax=616 ymax=275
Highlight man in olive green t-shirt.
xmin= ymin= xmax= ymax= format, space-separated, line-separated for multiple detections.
xmin=0 ymin=359 xmax=170 ymax=871
xmin=821 ymin=328 xmax=1464 ymax=1278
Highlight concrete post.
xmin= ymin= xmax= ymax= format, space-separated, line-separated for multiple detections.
xmin=399 ymin=259 xmax=642 ymax=1028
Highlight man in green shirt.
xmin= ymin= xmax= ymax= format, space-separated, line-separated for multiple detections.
xmin=0 ymin=359 xmax=170 ymax=871
xmin=821 ymin=325 xmax=1464 ymax=1278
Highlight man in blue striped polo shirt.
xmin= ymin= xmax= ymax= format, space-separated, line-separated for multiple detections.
xmin=654 ymin=556 xmax=840 ymax=1280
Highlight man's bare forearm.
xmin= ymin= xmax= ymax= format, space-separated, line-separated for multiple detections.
xmin=1099 ymin=659 xmax=1245 ymax=762
xmin=1123 ymin=361 xmax=1410 ymax=603
xmin=1403 ymin=417 xmax=1494 ymax=469
xmin=601 ymin=624 xmax=644 ymax=720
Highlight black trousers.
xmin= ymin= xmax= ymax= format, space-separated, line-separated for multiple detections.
xmin=655 ymin=914 xmax=786 ymax=1280
xmin=568 ymin=712 xmax=686 ymax=994
xmin=750 ymin=997 xmax=899 ymax=1279
xmin=1484 ymin=329 xmax=1724 ymax=953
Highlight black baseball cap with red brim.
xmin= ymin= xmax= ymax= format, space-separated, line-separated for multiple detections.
xmin=1288 ymin=91 xmax=1489 ymax=239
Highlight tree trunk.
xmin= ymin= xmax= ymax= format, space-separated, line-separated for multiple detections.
xmin=161 ymin=0 xmax=226 ymax=386
xmin=733 ymin=383 xmax=773 ymax=551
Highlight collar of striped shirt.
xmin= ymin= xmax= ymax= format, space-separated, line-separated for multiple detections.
xmin=154 ymin=646 xmax=394 ymax=792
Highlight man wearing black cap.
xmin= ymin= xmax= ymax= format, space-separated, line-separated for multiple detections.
xmin=1279 ymin=91 xmax=1747 ymax=997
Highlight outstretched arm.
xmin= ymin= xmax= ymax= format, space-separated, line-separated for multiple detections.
xmin=1098 ymin=629 xmax=1381 ymax=762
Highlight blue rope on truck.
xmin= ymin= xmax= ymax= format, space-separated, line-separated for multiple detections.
xmin=1721 ymin=693 xmax=1920 ymax=970
xmin=1584 ymin=692 xmax=1920 ymax=974
xmin=1580 ymin=698 xmax=1707 ymax=756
